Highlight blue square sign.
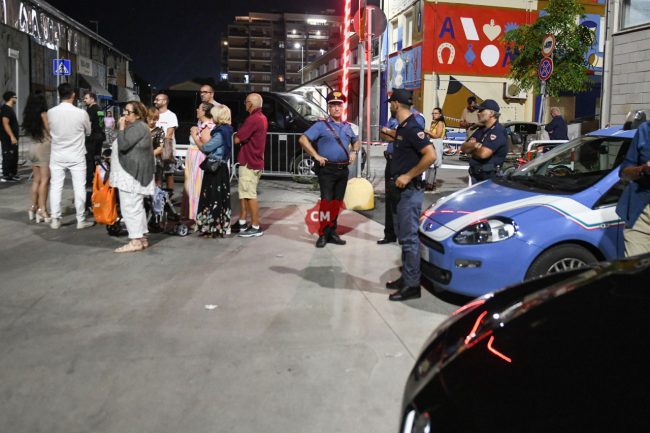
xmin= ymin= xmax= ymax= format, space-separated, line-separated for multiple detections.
xmin=53 ymin=59 xmax=71 ymax=76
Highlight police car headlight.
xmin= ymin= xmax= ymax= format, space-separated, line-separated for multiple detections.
xmin=453 ymin=218 xmax=517 ymax=244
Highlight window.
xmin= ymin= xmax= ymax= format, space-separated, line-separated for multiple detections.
xmin=404 ymin=12 xmax=413 ymax=48
xmin=391 ymin=19 xmax=399 ymax=51
xmin=622 ymin=0 xmax=650 ymax=28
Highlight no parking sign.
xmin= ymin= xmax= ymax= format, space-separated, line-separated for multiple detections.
xmin=538 ymin=57 xmax=553 ymax=81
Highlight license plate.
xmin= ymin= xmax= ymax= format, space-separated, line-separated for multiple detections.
xmin=420 ymin=242 xmax=429 ymax=262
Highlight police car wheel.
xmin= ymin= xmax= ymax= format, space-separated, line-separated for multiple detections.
xmin=526 ymin=244 xmax=597 ymax=279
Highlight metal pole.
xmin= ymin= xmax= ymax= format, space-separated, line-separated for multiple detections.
xmin=301 ymin=45 xmax=304 ymax=84
xmin=537 ymin=81 xmax=546 ymax=125
xmin=362 ymin=7 xmax=372 ymax=178
xmin=357 ymin=0 xmax=365 ymax=177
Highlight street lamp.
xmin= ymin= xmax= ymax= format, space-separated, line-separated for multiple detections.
xmin=294 ymin=42 xmax=304 ymax=83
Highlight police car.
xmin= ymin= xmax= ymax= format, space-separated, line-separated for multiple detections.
xmin=419 ymin=125 xmax=636 ymax=297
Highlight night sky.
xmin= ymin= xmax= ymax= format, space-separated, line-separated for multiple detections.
xmin=46 ymin=0 xmax=341 ymax=89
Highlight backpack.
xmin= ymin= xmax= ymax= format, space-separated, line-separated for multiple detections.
xmin=91 ymin=166 xmax=118 ymax=225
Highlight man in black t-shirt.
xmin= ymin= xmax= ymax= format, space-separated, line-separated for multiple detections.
xmin=1 ymin=91 xmax=20 ymax=182
xmin=83 ymin=92 xmax=106 ymax=190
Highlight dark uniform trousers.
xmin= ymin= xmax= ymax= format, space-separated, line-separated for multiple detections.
xmin=384 ymin=152 xmax=396 ymax=239
xmin=318 ymin=163 xmax=349 ymax=237
xmin=388 ymin=181 xmax=424 ymax=288
xmin=1 ymin=139 xmax=18 ymax=178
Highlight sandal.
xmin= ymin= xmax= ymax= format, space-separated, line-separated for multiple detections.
xmin=141 ymin=238 xmax=149 ymax=249
xmin=114 ymin=240 xmax=144 ymax=253
xmin=36 ymin=209 xmax=52 ymax=224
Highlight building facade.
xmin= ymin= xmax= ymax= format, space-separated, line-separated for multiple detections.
xmin=602 ymin=0 xmax=650 ymax=126
xmin=1 ymin=0 xmax=137 ymax=121
xmin=223 ymin=12 xmax=342 ymax=92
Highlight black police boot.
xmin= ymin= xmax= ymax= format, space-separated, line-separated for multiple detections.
xmin=377 ymin=236 xmax=397 ymax=245
xmin=385 ymin=277 xmax=404 ymax=290
xmin=389 ymin=286 xmax=421 ymax=301
xmin=328 ymin=232 xmax=346 ymax=245
xmin=316 ymin=235 xmax=327 ymax=248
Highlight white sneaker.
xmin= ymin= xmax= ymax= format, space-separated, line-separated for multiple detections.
xmin=77 ymin=220 xmax=95 ymax=230
xmin=50 ymin=218 xmax=61 ymax=229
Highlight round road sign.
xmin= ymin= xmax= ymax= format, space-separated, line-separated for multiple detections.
xmin=542 ymin=34 xmax=555 ymax=57
xmin=538 ymin=57 xmax=553 ymax=81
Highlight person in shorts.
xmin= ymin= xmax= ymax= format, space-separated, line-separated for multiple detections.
xmin=231 ymin=93 xmax=268 ymax=238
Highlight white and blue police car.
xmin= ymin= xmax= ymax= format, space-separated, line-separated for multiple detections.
xmin=419 ymin=125 xmax=638 ymax=297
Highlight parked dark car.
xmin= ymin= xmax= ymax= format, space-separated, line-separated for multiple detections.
xmin=400 ymin=253 xmax=650 ymax=432
xmin=164 ymin=90 xmax=363 ymax=177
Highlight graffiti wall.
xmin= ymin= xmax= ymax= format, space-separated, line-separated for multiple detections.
xmin=387 ymin=44 xmax=422 ymax=90
xmin=422 ymin=4 xmax=536 ymax=76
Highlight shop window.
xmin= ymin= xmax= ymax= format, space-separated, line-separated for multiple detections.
xmin=622 ymin=0 xmax=650 ymax=28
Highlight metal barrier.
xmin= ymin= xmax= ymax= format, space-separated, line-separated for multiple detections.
xmin=175 ymin=132 xmax=313 ymax=181
xmin=526 ymin=140 xmax=569 ymax=153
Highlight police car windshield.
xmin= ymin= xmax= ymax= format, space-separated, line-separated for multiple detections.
xmin=278 ymin=93 xmax=328 ymax=122
xmin=501 ymin=136 xmax=631 ymax=193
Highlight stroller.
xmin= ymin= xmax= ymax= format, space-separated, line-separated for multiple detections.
xmin=96 ymin=149 xmax=189 ymax=237
xmin=147 ymin=186 xmax=189 ymax=236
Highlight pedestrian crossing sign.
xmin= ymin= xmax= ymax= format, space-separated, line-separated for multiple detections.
xmin=53 ymin=59 xmax=71 ymax=76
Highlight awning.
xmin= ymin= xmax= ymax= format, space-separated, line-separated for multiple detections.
xmin=118 ymin=87 xmax=140 ymax=102
xmin=79 ymin=74 xmax=112 ymax=99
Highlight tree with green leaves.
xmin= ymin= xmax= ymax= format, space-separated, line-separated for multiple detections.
xmin=503 ymin=0 xmax=595 ymax=97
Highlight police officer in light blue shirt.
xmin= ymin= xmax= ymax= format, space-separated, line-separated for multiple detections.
xmin=383 ymin=89 xmax=436 ymax=301
xmin=299 ymin=91 xmax=361 ymax=248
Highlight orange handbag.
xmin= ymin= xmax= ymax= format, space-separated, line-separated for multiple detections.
xmin=91 ymin=166 xmax=118 ymax=225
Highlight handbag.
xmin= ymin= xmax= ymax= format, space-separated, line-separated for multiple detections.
xmin=161 ymin=137 xmax=174 ymax=162
xmin=91 ymin=166 xmax=118 ymax=225
xmin=199 ymin=157 xmax=222 ymax=173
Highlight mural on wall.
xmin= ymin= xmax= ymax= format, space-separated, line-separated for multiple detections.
xmin=422 ymin=4 xmax=536 ymax=76
xmin=442 ymin=76 xmax=484 ymax=127
xmin=581 ymin=13 xmax=605 ymax=72
xmin=388 ymin=45 xmax=422 ymax=90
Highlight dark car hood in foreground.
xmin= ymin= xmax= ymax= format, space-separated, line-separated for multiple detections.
xmin=401 ymin=254 xmax=650 ymax=432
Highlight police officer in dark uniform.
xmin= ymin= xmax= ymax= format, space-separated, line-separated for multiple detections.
xmin=379 ymin=102 xmax=426 ymax=245
xmin=299 ymin=91 xmax=361 ymax=248
xmin=460 ymin=99 xmax=508 ymax=183
xmin=384 ymin=89 xmax=436 ymax=301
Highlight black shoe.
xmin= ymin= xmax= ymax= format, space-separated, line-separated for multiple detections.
xmin=316 ymin=235 xmax=327 ymax=248
xmin=238 ymin=226 xmax=263 ymax=238
xmin=389 ymin=286 xmax=421 ymax=301
xmin=377 ymin=237 xmax=397 ymax=245
xmin=328 ymin=233 xmax=346 ymax=245
xmin=385 ymin=277 xmax=404 ymax=290
xmin=231 ymin=221 xmax=249 ymax=233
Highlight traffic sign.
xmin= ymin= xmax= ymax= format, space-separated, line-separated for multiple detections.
xmin=353 ymin=5 xmax=387 ymax=39
xmin=538 ymin=57 xmax=553 ymax=81
xmin=541 ymin=34 xmax=555 ymax=57
xmin=53 ymin=59 xmax=71 ymax=76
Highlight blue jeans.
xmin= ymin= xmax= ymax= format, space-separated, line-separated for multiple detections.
xmin=391 ymin=184 xmax=424 ymax=287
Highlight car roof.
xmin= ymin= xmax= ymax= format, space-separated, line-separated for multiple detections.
xmin=587 ymin=125 xmax=637 ymax=139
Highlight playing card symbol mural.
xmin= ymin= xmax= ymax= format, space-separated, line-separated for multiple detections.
xmin=422 ymin=4 xmax=536 ymax=76
xmin=388 ymin=46 xmax=422 ymax=90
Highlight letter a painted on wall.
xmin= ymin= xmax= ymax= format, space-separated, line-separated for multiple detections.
xmin=439 ymin=17 xmax=455 ymax=39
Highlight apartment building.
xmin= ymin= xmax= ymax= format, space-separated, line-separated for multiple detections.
xmin=223 ymin=12 xmax=342 ymax=92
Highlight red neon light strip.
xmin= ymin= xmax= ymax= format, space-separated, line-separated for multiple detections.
xmin=342 ymin=0 xmax=352 ymax=121
xmin=487 ymin=336 xmax=512 ymax=363
xmin=464 ymin=310 xmax=488 ymax=345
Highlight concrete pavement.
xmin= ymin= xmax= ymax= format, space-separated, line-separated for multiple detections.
xmin=0 ymin=171 xmax=458 ymax=433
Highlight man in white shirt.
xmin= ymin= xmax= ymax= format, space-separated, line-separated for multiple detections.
xmin=48 ymin=83 xmax=94 ymax=229
xmin=154 ymin=92 xmax=178 ymax=189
